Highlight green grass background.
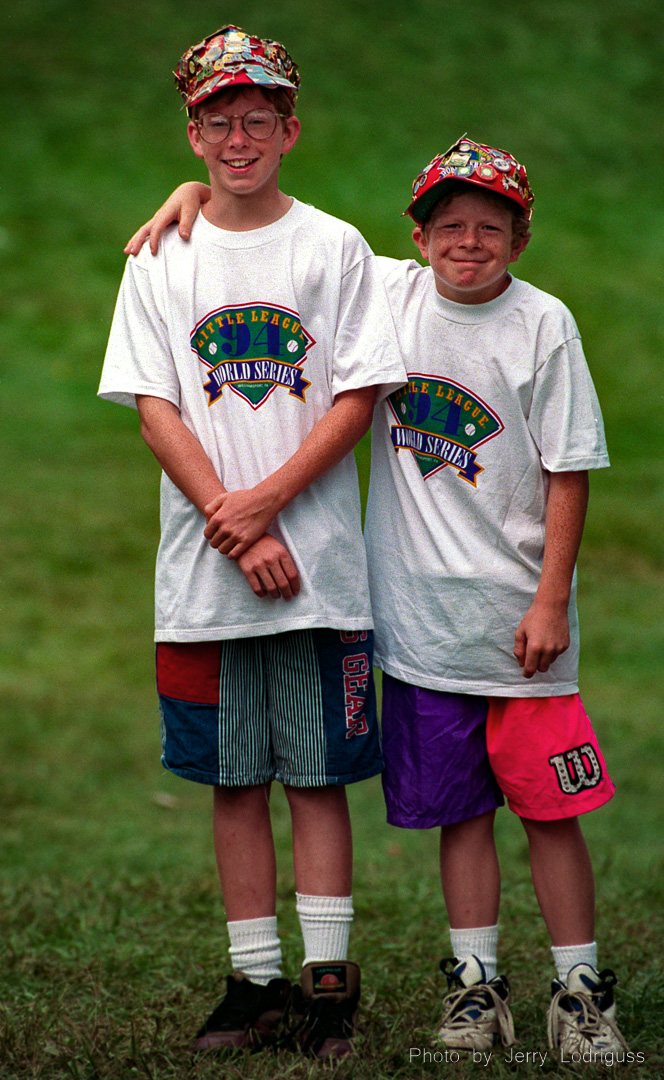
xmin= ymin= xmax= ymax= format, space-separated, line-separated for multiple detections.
xmin=1 ymin=0 xmax=663 ymax=1077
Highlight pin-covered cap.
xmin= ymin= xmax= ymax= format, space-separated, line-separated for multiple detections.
xmin=405 ymin=135 xmax=533 ymax=224
xmin=174 ymin=24 xmax=300 ymax=110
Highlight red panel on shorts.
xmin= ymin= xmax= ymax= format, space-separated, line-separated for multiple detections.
xmin=156 ymin=642 xmax=221 ymax=705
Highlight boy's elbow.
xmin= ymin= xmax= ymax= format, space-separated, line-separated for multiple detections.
xmin=136 ymin=396 xmax=178 ymax=451
xmin=139 ymin=415 xmax=155 ymax=450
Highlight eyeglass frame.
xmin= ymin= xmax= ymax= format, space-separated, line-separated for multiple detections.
xmin=193 ymin=108 xmax=289 ymax=144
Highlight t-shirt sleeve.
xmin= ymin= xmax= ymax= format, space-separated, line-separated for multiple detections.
xmin=98 ymin=256 xmax=181 ymax=411
xmin=529 ymin=334 xmax=610 ymax=471
xmin=331 ymin=245 xmax=407 ymax=402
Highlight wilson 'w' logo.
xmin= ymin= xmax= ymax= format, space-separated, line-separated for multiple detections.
xmin=548 ymin=743 xmax=602 ymax=795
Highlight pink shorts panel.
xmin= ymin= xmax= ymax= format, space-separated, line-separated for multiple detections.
xmin=486 ymin=694 xmax=615 ymax=820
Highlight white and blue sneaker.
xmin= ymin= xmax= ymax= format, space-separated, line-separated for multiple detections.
xmin=547 ymin=963 xmax=629 ymax=1062
xmin=436 ymin=955 xmax=515 ymax=1051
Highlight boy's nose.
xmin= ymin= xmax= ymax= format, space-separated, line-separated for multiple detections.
xmin=458 ymin=227 xmax=481 ymax=246
xmin=227 ymin=117 xmax=251 ymax=146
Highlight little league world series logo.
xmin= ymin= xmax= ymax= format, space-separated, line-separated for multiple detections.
xmin=191 ymin=303 xmax=315 ymax=408
xmin=388 ymin=374 xmax=504 ymax=486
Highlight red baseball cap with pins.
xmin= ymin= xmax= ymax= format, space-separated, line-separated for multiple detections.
xmin=405 ymin=135 xmax=534 ymax=224
xmin=174 ymin=25 xmax=300 ymax=111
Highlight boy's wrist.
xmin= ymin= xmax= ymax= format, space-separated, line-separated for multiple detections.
xmin=255 ymin=475 xmax=289 ymax=518
xmin=531 ymin=591 xmax=570 ymax=612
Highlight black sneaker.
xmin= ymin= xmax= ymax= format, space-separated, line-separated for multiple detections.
xmin=192 ymin=972 xmax=291 ymax=1053
xmin=287 ymin=961 xmax=361 ymax=1059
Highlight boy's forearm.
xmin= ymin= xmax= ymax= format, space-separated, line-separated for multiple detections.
xmin=261 ymin=385 xmax=375 ymax=510
xmin=514 ymin=470 xmax=589 ymax=677
xmin=535 ymin=470 xmax=589 ymax=607
xmin=136 ymin=395 xmax=300 ymax=601
xmin=136 ymin=394 xmax=225 ymax=513
xmin=204 ymin=385 xmax=376 ymax=557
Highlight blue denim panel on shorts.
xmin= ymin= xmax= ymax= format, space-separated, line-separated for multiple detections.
xmin=381 ymin=672 xmax=504 ymax=829
xmin=157 ymin=629 xmax=382 ymax=788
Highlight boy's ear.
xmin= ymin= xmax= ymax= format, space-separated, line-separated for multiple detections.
xmin=412 ymin=224 xmax=429 ymax=261
xmin=280 ymin=115 xmax=301 ymax=157
xmin=509 ymin=231 xmax=530 ymax=263
xmin=187 ymin=120 xmax=206 ymax=160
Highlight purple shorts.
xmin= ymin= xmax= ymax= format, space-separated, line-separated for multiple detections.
xmin=381 ymin=673 xmax=504 ymax=828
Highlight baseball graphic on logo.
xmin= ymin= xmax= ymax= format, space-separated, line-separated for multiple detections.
xmin=320 ymin=973 xmax=340 ymax=988
xmin=208 ymin=342 xmax=217 ymax=355
xmin=465 ymin=423 xmax=476 ymax=436
xmin=287 ymin=339 xmax=298 ymax=353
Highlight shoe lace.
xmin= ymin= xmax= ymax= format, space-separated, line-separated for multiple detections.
xmin=439 ymin=983 xmax=515 ymax=1048
xmin=547 ymin=988 xmax=629 ymax=1053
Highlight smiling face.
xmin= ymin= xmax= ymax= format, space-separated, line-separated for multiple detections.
xmin=187 ymin=86 xmax=300 ymax=226
xmin=412 ymin=188 xmax=530 ymax=304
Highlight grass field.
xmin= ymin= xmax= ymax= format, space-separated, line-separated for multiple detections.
xmin=1 ymin=0 xmax=664 ymax=1077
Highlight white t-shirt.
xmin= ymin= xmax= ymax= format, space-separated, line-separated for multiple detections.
xmin=99 ymin=201 xmax=405 ymax=641
xmin=365 ymin=260 xmax=609 ymax=697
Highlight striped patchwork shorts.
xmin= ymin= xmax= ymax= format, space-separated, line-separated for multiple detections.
xmin=156 ymin=629 xmax=382 ymax=788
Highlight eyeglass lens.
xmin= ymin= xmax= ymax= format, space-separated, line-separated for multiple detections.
xmin=197 ymin=110 xmax=279 ymax=143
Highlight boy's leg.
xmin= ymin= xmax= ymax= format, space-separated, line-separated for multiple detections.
xmin=380 ymin=676 xmax=511 ymax=1048
xmin=285 ymin=783 xmax=359 ymax=1060
xmin=519 ymin=815 xmax=594 ymax=947
xmin=382 ymin=675 xmax=503 ymax=958
xmin=212 ymin=782 xmax=284 ymax=984
xmin=271 ymin=626 xmax=377 ymax=956
xmin=285 ymin=784 xmax=352 ymax=898
xmin=192 ymin=786 xmax=289 ymax=1054
xmin=440 ymin=808 xmax=500 ymax=979
xmin=517 ymin=815 xmax=631 ymax=1058
xmin=436 ymin=811 xmax=514 ymax=1051
xmin=486 ymin=694 xmax=612 ymax=966
xmin=213 ymin=783 xmax=277 ymax=921
xmin=157 ymin=637 xmax=293 ymax=1053
xmin=286 ymin=783 xmax=354 ymax=962
xmin=266 ymin=629 xmax=381 ymax=1059
xmin=440 ymin=809 xmax=500 ymax=933
xmin=487 ymin=696 xmax=627 ymax=1055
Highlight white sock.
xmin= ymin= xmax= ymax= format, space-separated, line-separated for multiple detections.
xmin=296 ymin=893 xmax=353 ymax=964
xmin=449 ymin=925 xmax=499 ymax=981
xmin=227 ymin=915 xmax=282 ymax=985
xmin=551 ymin=941 xmax=598 ymax=983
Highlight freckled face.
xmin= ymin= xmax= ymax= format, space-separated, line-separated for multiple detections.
xmin=412 ymin=189 xmax=529 ymax=304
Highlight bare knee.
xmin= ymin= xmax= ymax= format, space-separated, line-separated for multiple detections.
xmin=440 ymin=809 xmax=496 ymax=853
xmin=213 ymin=782 xmax=272 ymax=818
xmin=284 ymin=784 xmax=349 ymax=816
xmin=520 ymin=814 xmax=583 ymax=845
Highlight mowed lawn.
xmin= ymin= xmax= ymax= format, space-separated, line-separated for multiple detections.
xmin=1 ymin=1 xmax=663 ymax=1077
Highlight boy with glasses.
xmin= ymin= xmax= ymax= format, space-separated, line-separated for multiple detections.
xmin=100 ymin=24 xmax=405 ymax=1059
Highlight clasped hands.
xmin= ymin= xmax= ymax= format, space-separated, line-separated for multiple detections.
xmin=203 ymin=486 xmax=300 ymax=602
